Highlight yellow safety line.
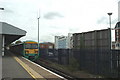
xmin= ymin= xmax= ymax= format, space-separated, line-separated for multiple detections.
xmin=12 ymin=55 xmax=45 ymax=80
xmin=13 ymin=56 xmax=37 ymax=80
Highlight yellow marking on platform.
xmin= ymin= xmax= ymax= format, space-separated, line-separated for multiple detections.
xmin=13 ymin=56 xmax=45 ymax=80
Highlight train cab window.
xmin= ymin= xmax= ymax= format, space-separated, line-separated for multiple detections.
xmin=25 ymin=44 xmax=31 ymax=49
xmin=31 ymin=44 xmax=38 ymax=49
xmin=25 ymin=43 xmax=38 ymax=49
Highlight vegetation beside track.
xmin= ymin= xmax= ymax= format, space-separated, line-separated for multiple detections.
xmin=35 ymin=58 xmax=102 ymax=78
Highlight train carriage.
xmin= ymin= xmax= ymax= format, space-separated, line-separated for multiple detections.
xmin=24 ymin=41 xmax=39 ymax=60
xmin=10 ymin=40 xmax=39 ymax=61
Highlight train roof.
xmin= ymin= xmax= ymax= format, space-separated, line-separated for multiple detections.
xmin=11 ymin=43 xmax=23 ymax=46
xmin=23 ymin=40 xmax=38 ymax=43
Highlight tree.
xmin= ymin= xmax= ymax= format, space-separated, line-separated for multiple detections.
xmin=15 ymin=40 xmax=22 ymax=44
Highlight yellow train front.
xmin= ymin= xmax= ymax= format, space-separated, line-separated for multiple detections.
xmin=24 ymin=41 xmax=39 ymax=61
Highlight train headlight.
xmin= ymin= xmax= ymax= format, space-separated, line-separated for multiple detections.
xmin=35 ymin=50 xmax=38 ymax=53
xmin=25 ymin=50 xmax=29 ymax=53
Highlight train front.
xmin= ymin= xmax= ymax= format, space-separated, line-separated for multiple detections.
xmin=24 ymin=41 xmax=39 ymax=61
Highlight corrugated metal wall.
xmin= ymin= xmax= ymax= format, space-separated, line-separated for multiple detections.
xmin=73 ymin=29 xmax=111 ymax=50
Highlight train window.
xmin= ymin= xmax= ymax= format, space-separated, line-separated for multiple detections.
xmin=25 ymin=44 xmax=31 ymax=49
xmin=25 ymin=43 xmax=38 ymax=49
xmin=31 ymin=44 xmax=38 ymax=49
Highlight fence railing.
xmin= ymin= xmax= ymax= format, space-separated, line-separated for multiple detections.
xmin=39 ymin=49 xmax=120 ymax=78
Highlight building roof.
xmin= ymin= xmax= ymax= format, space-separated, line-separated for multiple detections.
xmin=115 ymin=21 xmax=120 ymax=28
xmin=0 ymin=22 xmax=26 ymax=35
xmin=73 ymin=28 xmax=110 ymax=35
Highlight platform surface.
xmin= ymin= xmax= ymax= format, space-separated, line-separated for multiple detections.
xmin=2 ymin=50 xmax=33 ymax=79
xmin=2 ymin=50 xmax=64 ymax=80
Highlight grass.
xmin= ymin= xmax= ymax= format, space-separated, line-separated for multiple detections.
xmin=37 ymin=58 xmax=103 ymax=78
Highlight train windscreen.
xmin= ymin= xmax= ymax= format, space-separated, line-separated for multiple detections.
xmin=25 ymin=43 xmax=38 ymax=49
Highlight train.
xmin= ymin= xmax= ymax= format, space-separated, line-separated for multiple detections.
xmin=10 ymin=40 xmax=39 ymax=61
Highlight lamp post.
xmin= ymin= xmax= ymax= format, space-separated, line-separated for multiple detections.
xmin=0 ymin=8 xmax=4 ymax=56
xmin=0 ymin=8 xmax=4 ymax=10
xmin=107 ymin=13 xmax=112 ymax=49
xmin=108 ymin=13 xmax=112 ymax=29
xmin=38 ymin=17 xmax=40 ymax=55
xmin=107 ymin=12 xmax=113 ymax=74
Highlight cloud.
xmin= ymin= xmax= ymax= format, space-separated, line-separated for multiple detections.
xmin=112 ymin=18 xmax=118 ymax=24
xmin=50 ymin=32 xmax=63 ymax=36
xmin=97 ymin=16 xmax=118 ymax=25
xmin=97 ymin=17 xmax=108 ymax=24
xmin=44 ymin=12 xmax=64 ymax=19
xmin=40 ymin=35 xmax=54 ymax=42
xmin=68 ymin=28 xmax=80 ymax=32
xmin=4 ymin=8 xmax=14 ymax=13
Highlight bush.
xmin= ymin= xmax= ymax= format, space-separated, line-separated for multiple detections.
xmin=68 ymin=57 xmax=80 ymax=72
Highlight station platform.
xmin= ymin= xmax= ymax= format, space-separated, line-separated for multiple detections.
xmin=2 ymin=50 xmax=64 ymax=80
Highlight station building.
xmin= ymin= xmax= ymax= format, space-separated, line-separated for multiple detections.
xmin=115 ymin=22 xmax=120 ymax=49
xmin=114 ymin=1 xmax=120 ymax=49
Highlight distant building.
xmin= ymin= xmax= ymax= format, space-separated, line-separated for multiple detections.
xmin=55 ymin=36 xmax=60 ymax=49
xmin=40 ymin=42 xmax=54 ymax=49
xmin=112 ymin=42 xmax=116 ymax=49
xmin=67 ymin=33 xmax=73 ymax=49
xmin=118 ymin=1 xmax=120 ymax=21
xmin=115 ymin=22 xmax=120 ymax=49
xmin=55 ymin=36 xmax=68 ymax=49
xmin=114 ymin=1 xmax=120 ymax=49
xmin=54 ymin=33 xmax=73 ymax=49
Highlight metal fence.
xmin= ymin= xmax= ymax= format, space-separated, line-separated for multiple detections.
xmin=39 ymin=49 xmax=120 ymax=78
xmin=72 ymin=49 xmax=120 ymax=78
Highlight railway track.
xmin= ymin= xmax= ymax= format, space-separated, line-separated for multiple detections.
xmin=34 ymin=60 xmax=78 ymax=80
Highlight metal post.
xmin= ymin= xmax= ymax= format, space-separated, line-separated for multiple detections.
xmin=0 ymin=8 xmax=4 ymax=56
xmin=2 ymin=35 xmax=5 ymax=56
xmin=118 ymin=52 xmax=120 ymax=78
xmin=0 ymin=7 xmax=4 ymax=80
xmin=107 ymin=13 xmax=112 ymax=76
xmin=107 ymin=13 xmax=112 ymax=49
xmin=38 ymin=17 xmax=40 ymax=56
xmin=109 ymin=15 xmax=111 ymax=29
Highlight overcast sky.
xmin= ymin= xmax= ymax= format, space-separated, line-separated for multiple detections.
xmin=0 ymin=0 xmax=119 ymax=43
